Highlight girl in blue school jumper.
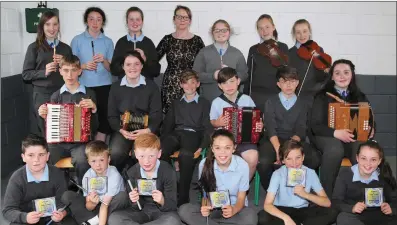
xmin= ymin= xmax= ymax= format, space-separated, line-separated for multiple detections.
xmin=178 ymin=129 xmax=257 ymax=225
xmin=71 ymin=7 xmax=114 ymax=142
xmin=258 ymin=140 xmax=338 ymax=225
xmin=332 ymin=140 xmax=397 ymax=225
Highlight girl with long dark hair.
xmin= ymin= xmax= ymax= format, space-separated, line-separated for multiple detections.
xmin=178 ymin=129 xmax=257 ymax=225
xmin=310 ymin=59 xmax=375 ymax=197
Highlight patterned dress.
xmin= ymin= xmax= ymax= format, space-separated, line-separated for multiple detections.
xmin=156 ymin=34 xmax=205 ymax=114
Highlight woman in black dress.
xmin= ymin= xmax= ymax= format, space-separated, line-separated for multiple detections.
xmin=156 ymin=5 xmax=205 ymax=114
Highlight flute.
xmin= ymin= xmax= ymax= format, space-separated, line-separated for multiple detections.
xmin=53 ymin=41 xmax=57 ymax=71
xmin=91 ymin=41 xmax=97 ymax=72
xmin=45 ymin=202 xmax=71 ymax=225
xmin=69 ymin=179 xmax=108 ymax=206
xmin=127 ymin=179 xmax=142 ymax=210
xmin=202 ymin=190 xmax=209 ymax=225
xmin=134 ymin=34 xmax=136 ymax=50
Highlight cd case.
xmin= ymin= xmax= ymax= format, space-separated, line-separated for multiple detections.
xmin=286 ymin=168 xmax=306 ymax=187
xmin=365 ymin=188 xmax=383 ymax=207
xmin=209 ymin=190 xmax=231 ymax=208
xmin=33 ymin=197 xmax=56 ymax=217
xmin=86 ymin=176 xmax=108 ymax=196
xmin=137 ymin=179 xmax=157 ymax=196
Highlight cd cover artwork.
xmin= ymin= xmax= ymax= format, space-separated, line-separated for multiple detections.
xmin=209 ymin=190 xmax=231 ymax=208
xmin=137 ymin=179 xmax=157 ymax=196
xmin=86 ymin=176 xmax=108 ymax=196
xmin=33 ymin=197 xmax=56 ymax=217
xmin=365 ymin=188 xmax=383 ymax=207
xmin=287 ymin=168 xmax=306 ymax=187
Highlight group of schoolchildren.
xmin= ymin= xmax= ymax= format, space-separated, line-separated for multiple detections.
xmin=3 ymin=51 xmax=397 ymax=225
xmin=3 ymin=3 xmax=397 ymax=224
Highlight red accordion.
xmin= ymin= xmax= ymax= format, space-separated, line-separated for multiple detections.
xmin=46 ymin=103 xmax=91 ymax=143
xmin=223 ymin=107 xmax=261 ymax=144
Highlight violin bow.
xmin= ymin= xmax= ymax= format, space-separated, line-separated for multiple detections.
xmin=297 ymin=53 xmax=315 ymax=97
xmin=326 ymin=92 xmax=345 ymax=103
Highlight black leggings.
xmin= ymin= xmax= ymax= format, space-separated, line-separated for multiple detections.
xmin=314 ymin=136 xmax=362 ymax=197
xmin=258 ymin=205 xmax=338 ymax=225
xmin=109 ymin=132 xmax=137 ymax=173
xmin=90 ymin=85 xmax=112 ymax=134
xmin=160 ymin=130 xmax=203 ymax=206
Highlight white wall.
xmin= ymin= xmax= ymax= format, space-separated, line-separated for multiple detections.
xmin=1 ymin=2 xmax=24 ymax=78
xmin=1 ymin=1 xmax=396 ymax=77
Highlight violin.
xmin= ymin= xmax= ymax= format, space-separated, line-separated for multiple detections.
xmin=297 ymin=40 xmax=332 ymax=71
xmin=257 ymin=39 xmax=289 ymax=68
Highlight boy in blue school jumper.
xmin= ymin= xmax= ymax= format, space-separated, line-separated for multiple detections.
xmin=258 ymin=140 xmax=337 ymax=225
xmin=2 ymin=134 xmax=76 ymax=225
xmin=160 ymin=69 xmax=213 ymax=206
xmin=38 ymin=55 xmax=98 ymax=185
xmin=62 ymin=141 xmax=128 ymax=225
xmin=209 ymin=67 xmax=263 ymax=180
xmin=258 ymin=66 xmax=321 ymax=190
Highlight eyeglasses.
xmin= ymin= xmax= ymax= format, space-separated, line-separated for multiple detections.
xmin=175 ymin=15 xmax=190 ymax=21
xmin=214 ymin=29 xmax=229 ymax=34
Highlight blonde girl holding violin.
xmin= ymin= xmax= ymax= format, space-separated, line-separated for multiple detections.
xmin=288 ymin=19 xmax=331 ymax=102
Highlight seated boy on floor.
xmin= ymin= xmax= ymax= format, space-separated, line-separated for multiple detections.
xmin=160 ymin=69 xmax=213 ymax=206
xmin=107 ymin=133 xmax=181 ymax=225
xmin=61 ymin=140 xmax=128 ymax=225
xmin=38 ymin=54 xmax=98 ymax=185
xmin=2 ymin=134 xmax=76 ymax=225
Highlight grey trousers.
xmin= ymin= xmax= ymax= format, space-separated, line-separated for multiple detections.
xmin=61 ymin=190 xmax=130 ymax=224
xmin=315 ymin=136 xmax=362 ymax=197
xmin=9 ymin=215 xmax=77 ymax=225
xmin=337 ymin=211 xmax=397 ymax=225
xmin=178 ymin=203 xmax=258 ymax=225
xmin=108 ymin=205 xmax=181 ymax=225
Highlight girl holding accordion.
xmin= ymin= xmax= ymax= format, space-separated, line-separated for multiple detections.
xmin=107 ymin=50 xmax=162 ymax=173
xmin=310 ymin=59 xmax=375 ymax=198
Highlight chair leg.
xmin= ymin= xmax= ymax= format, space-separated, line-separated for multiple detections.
xmin=201 ymin=148 xmax=207 ymax=159
xmin=254 ymin=171 xmax=260 ymax=206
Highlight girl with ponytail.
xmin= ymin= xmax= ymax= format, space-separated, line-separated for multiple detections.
xmin=178 ymin=129 xmax=257 ymax=225
xmin=332 ymin=140 xmax=397 ymax=225
xmin=71 ymin=6 xmax=114 ymax=141
xmin=243 ymin=14 xmax=289 ymax=112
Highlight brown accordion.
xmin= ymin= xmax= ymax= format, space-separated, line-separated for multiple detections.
xmin=46 ymin=103 xmax=91 ymax=143
xmin=223 ymin=107 xmax=261 ymax=144
xmin=120 ymin=111 xmax=149 ymax=132
xmin=328 ymin=101 xmax=371 ymax=142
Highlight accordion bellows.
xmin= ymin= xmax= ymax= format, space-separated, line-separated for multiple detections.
xmin=328 ymin=102 xmax=371 ymax=142
xmin=223 ymin=107 xmax=261 ymax=144
xmin=46 ymin=104 xmax=91 ymax=143
xmin=120 ymin=111 xmax=149 ymax=131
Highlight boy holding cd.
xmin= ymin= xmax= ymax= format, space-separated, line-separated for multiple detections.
xmin=61 ymin=141 xmax=127 ymax=225
xmin=2 ymin=134 xmax=75 ymax=225
xmin=107 ymin=133 xmax=181 ymax=225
